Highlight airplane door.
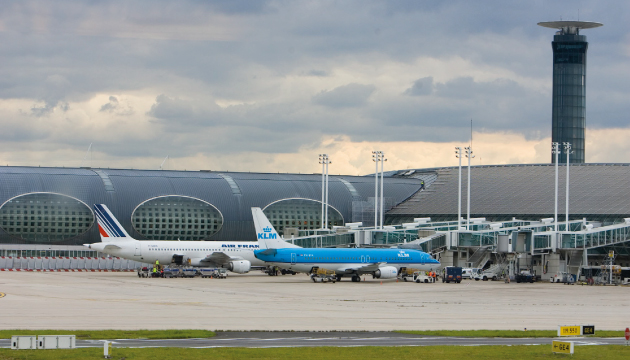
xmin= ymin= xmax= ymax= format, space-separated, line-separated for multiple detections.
xmin=361 ymin=255 xmax=367 ymax=263
xmin=135 ymin=242 xmax=141 ymax=256
xmin=291 ymin=253 xmax=296 ymax=265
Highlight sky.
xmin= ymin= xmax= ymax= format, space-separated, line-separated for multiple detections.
xmin=0 ymin=0 xmax=628 ymax=175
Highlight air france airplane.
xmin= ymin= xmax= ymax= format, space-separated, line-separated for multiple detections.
xmin=251 ymin=207 xmax=440 ymax=282
xmin=84 ymin=204 xmax=265 ymax=273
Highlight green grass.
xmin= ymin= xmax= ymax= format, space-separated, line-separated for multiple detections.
xmin=395 ymin=329 xmax=626 ymax=338
xmin=0 ymin=329 xmax=215 ymax=340
xmin=1 ymin=345 xmax=629 ymax=360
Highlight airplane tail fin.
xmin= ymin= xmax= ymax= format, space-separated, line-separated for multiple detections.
xmin=93 ymin=204 xmax=133 ymax=242
xmin=251 ymin=207 xmax=300 ymax=249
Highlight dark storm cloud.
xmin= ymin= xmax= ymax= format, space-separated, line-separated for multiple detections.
xmin=312 ymin=84 xmax=376 ymax=108
xmin=404 ymin=77 xmax=434 ymax=96
xmin=99 ymin=96 xmax=119 ymax=112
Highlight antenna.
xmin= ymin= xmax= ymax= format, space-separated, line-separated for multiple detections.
xmin=159 ymin=155 xmax=169 ymax=170
xmin=81 ymin=143 xmax=92 ymax=168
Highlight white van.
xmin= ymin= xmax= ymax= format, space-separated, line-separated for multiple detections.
xmin=462 ymin=268 xmax=472 ymax=279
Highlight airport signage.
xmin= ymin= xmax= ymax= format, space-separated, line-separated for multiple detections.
xmin=625 ymin=327 xmax=629 ymax=341
xmin=552 ymin=341 xmax=574 ymax=354
xmin=557 ymin=325 xmax=581 ymax=336
xmin=582 ymin=325 xmax=595 ymax=335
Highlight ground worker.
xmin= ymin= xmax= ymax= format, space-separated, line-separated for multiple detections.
xmin=152 ymin=266 xmax=157 ymax=277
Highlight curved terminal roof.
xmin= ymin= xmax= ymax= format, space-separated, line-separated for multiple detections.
xmin=0 ymin=166 xmax=422 ymax=244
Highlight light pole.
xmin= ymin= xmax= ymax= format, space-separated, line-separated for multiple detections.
xmin=372 ymin=151 xmax=381 ymax=228
xmin=552 ymin=142 xmax=560 ymax=232
xmin=380 ymin=152 xmax=387 ymax=229
xmin=319 ymin=154 xmax=331 ymax=229
xmin=563 ymin=142 xmax=573 ymax=228
xmin=465 ymin=146 xmax=474 ymax=230
xmin=319 ymin=154 xmax=325 ymax=229
xmin=455 ymin=147 xmax=462 ymax=230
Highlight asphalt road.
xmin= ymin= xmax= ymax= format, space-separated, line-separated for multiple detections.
xmin=2 ymin=332 xmax=627 ymax=348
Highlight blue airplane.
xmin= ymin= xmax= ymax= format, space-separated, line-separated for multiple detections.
xmin=251 ymin=207 xmax=440 ymax=282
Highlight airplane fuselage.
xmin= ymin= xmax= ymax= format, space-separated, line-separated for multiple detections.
xmin=254 ymin=248 xmax=440 ymax=274
xmin=89 ymin=240 xmax=265 ymax=267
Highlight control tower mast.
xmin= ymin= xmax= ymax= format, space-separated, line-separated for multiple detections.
xmin=538 ymin=21 xmax=603 ymax=164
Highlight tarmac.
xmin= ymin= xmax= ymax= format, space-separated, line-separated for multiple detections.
xmin=0 ymin=271 xmax=628 ymax=331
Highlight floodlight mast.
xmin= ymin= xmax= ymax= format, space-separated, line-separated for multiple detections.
xmin=372 ymin=151 xmax=380 ymax=228
xmin=552 ymin=142 xmax=561 ymax=232
xmin=564 ymin=142 xmax=573 ymax=226
xmin=325 ymin=157 xmax=330 ymax=229
xmin=319 ymin=154 xmax=325 ymax=229
xmin=319 ymin=154 xmax=330 ymax=230
xmin=465 ymin=146 xmax=474 ymax=230
xmin=380 ymin=152 xmax=387 ymax=229
xmin=455 ymin=147 xmax=463 ymax=231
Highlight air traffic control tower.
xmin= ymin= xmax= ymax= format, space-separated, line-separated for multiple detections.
xmin=538 ymin=21 xmax=602 ymax=164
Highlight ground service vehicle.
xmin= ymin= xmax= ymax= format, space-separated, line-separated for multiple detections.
xmin=473 ymin=269 xmax=500 ymax=281
xmin=413 ymin=271 xmax=436 ymax=283
xmin=442 ymin=266 xmax=462 ymax=283
xmin=515 ymin=270 xmax=535 ymax=283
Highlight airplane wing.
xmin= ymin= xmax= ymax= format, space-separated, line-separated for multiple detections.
xmin=199 ymin=252 xmax=245 ymax=266
xmin=336 ymin=262 xmax=386 ymax=274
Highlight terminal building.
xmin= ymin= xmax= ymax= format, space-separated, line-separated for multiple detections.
xmin=1 ymin=164 xmax=629 ymax=282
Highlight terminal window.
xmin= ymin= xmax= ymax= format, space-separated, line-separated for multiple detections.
xmin=132 ymin=196 xmax=223 ymax=241
xmin=263 ymin=198 xmax=343 ymax=233
xmin=0 ymin=193 xmax=93 ymax=243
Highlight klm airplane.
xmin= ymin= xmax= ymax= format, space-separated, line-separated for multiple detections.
xmin=251 ymin=208 xmax=440 ymax=282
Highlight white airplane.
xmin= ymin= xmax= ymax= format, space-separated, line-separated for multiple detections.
xmin=251 ymin=207 xmax=441 ymax=282
xmin=84 ymin=204 xmax=265 ymax=273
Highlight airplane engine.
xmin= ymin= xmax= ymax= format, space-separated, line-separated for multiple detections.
xmin=228 ymin=260 xmax=251 ymax=274
xmin=373 ymin=266 xmax=398 ymax=279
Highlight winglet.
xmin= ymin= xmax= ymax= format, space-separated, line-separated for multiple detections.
xmin=93 ymin=204 xmax=133 ymax=242
xmin=251 ymin=207 xmax=300 ymax=249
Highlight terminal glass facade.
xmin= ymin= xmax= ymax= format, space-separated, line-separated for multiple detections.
xmin=132 ymin=196 xmax=223 ymax=241
xmin=0 ymin=193 xmax=93 ymax=243
xmin=551 ymin=34 xmax=588 ymax=163
xmin=263 ymin=198 xmax=344 ymax=233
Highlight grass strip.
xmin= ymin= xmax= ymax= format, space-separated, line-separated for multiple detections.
xmin=395 ymin=329 xmax=625 ymax=338
xmin=0 ymin=329 xmax=215 ymax=340
xmin=1 ymin=345 xmax=629 ymax=360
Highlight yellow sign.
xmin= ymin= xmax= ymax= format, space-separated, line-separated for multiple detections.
xmin=609 ymin=250 xmax=615 ymax=258
xmin=558 ymin=325 xmax=581 ymax=336
xmin=552 ymin=340 xmax=574 ymax=354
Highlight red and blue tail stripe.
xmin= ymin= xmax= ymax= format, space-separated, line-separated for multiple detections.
xmin=93 ymin=204 xmax=130 ymax=239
